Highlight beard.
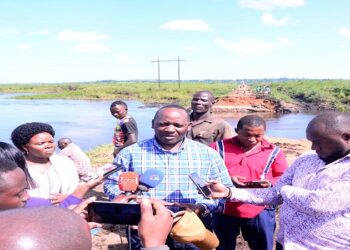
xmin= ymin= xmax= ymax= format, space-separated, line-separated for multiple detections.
xmin=320 ymin=149 xmax=350 ymax=164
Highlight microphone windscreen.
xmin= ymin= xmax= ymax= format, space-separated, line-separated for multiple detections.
xmin=118 ymin=172 xmax=139 ymax=192
xmin=139 ymin=169 xmax=164 ymax=188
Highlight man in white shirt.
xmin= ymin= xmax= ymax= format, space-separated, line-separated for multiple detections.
xmin=207 ymin=112 xmax=350 ymax=250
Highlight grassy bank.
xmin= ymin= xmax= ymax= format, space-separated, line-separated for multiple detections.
xmin=0 ymin=82 xmax=237 ymax=106
xmin=1 ymin=79 xmax=349 ymax=110
xmin=86 ymin=144 xmax=114 ymax=168
xmin=268 ymin=80 xmax=350 ymax=111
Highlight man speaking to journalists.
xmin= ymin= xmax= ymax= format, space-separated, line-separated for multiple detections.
xmin=104 ymin=104 xmax=232 ymax=250
xmin=208 ymin=112 xmax=350 ymax=250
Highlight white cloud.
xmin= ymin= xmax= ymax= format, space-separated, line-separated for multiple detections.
xmin=214 ymin=37 xmax=274 ymax=56
xmin=261 ymin=12 xmax=289 ymax=26
xmin=18 ymin=43 xmax=31 ymax=49
xmin=58 ymin=30 xmax=110 ymax=42
xmin=338 ymin=27 xmax=350 ymax=38
xmin=239 ymin=0 xmax=305 ymax=11
xmin=279 ymin=37 xmax=292 ymax=46
xmin=37 ymin=30 xmax=50 ymax=35
xmin=74 ymin=43 xmax=111 ymax=53
xmin=161 ymin=19 xmax=210 ymax=31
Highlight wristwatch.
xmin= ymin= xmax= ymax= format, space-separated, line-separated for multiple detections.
xmin=225 ymin=187 xmax=232 ymax=200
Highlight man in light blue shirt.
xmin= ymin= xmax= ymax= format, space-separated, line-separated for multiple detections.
xmin=104 ymin=104 xmax=232 ymax=249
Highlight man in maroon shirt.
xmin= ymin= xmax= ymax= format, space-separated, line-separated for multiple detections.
xmin=210 ymin=115 xmax=288 ymax=250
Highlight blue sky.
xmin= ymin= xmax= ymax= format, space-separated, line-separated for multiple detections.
xmin=1 ymin=0 xmax=350 ymax=83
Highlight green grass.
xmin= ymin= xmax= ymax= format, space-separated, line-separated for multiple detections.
xmin=86 ymin=144 xmax=114 ymax=168
xmin=268 ymin=80 xmax=350 ymax=111
xmin=1 ymin=79 xmax=350 ymax=110
xmin=0 ymin=82 xmax=237 ymax=106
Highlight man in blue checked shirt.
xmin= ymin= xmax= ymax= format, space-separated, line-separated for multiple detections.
xmin=104 ymin=104 xmax=232 ymax=250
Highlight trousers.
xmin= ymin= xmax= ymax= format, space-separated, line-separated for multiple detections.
xmin=213 ymin=208 xmax=275 ymax=250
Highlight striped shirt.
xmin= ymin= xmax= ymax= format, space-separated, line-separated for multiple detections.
xmin=59 ymin=143 xmax=92 ymax=177
xmin=104 ymin=137 xmax=233 ymax=211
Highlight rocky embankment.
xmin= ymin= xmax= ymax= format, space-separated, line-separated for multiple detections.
xmin=213 ymin=84 xmax=301 ymax=114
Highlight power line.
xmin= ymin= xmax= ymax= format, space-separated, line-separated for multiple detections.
xmin=151 ymin=56 xmax=186 ymax=88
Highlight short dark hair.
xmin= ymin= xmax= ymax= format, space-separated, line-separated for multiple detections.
xmin=0 ymin=158 xmax=18 ymax=175
xmin=237 ymin=115 xmax=266 ymax=130
xmin=11 ymin=122 xmax=55 ymax=151
xmin=0 ymin=142 xmax=36 ymax=188
xmin=110 ymin=100 xmax=128 ymax=109
xmin=307 ymin=112 xmax=350 ymax=135
xmin=0 ymin=158 xmax=20 ymax=189
xmin=154 ymin=104 xmax=190 ymax=121
xmin=192 ymin=90 xmax=215 ymax=102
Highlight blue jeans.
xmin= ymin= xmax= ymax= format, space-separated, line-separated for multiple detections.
xmin=213 ymin=208 xmax=275 ymax=250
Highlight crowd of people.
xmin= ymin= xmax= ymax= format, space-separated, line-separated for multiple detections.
xmin=0 ymin=89 xmax=349 ymax=250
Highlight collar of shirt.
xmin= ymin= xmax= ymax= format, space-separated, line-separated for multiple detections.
xmin=152 ymin=137 xmax=186 ymax=153
xmin=231 ymin=136 xmax=274 ymax=155
xmin=316 ymin=152 xmax=350 ymax=172
xmin=189 ymin=112 xmax=215 ymax=126
xmin=120 ymin=115 xmax=131 ymax=125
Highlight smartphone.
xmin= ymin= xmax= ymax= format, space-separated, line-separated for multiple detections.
xmin=88 ymin=201 xmax=141 ymax=225
xmin=81 ymin=164 xmax=121 ymax=182
xmin=243 ymin=180 xmax=266 ymax=188
xmin=189 ymin=172 xmax=212 ymax=199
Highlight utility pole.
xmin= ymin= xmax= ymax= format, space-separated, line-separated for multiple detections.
xmin=151 ymin=56 xmax=186 ymax=88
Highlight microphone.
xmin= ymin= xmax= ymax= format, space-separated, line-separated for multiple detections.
xmin=118 ymin=172 xmax=139 ymax=194
xmin=136 ymin=169 xmax=164 ymax=194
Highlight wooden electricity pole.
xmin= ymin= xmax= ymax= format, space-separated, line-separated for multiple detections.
xmin=151 ymin=56 xmax=186 ymax=88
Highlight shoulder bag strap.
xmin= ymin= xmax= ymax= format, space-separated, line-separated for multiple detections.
xmin=260 ymin=146 xmax=280 ymax=180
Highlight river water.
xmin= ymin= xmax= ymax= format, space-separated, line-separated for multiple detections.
xmin=0 ymin=94 xmax=316 ymax=151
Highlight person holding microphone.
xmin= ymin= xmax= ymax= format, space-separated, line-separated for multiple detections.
xmin=104 ymin=104 xmax=232 ymax=249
